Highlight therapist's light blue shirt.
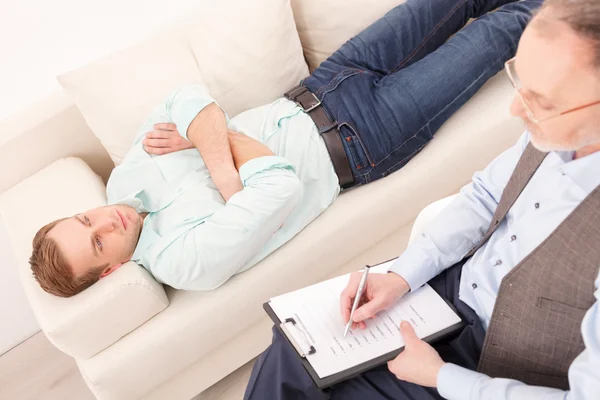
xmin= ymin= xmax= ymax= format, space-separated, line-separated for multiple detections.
xmin=390 ymin=132 xmax=600 ymax=400
xmin=106 ymin=85 xmax=339 ymax=290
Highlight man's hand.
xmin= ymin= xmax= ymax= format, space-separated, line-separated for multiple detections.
xmin=387 ymin=321 xmax=445 ymax=387
xmin=143 ymin=123 xmax=195 ymax=155
xmin=340 ymin=272 xmax=410 ymax=330
xmin=228 ymin=130 xmax=274 ymax=170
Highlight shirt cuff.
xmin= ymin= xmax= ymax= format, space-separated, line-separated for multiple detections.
xmin=239 ymin=156 xmax=295 ymax=184
xmin=171 ymin=100 xmax=226 ymax=140
xmin=437 ymin=363 xmax=488 ymax=400
xmin=387 ymin=244 xmax=438 ymax=291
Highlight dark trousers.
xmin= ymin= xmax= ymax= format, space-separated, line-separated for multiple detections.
xmin=244 ymin=261 xmax=486 ymax=400
xmin=302 ymin=0 xmax=542 ymax=186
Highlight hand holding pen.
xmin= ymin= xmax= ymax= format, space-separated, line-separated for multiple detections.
xmin=340 ymin=266 xmax=411 ymax=335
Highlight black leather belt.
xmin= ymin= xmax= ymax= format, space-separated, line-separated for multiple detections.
xmin=284 ymin=85 xmax=355 ymax=189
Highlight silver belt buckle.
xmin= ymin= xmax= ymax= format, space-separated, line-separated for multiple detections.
xmin=302 ymin=92 xmax=321 ymax=112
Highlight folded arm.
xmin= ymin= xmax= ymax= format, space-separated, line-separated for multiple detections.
xmin=388 ymin=133 xmax=530 ymax=290
xmin=140 ymin=84 xmax=242 ymax=202
xmin=185 ymin=103 xmax=242 ymax=201
xmin=155 ymin=134 xmax=302 ymax=290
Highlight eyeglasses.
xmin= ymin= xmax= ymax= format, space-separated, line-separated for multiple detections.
xmin=504 ymin=57 xmax=600 ymax=124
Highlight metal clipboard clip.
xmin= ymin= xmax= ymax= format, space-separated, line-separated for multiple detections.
xmin=280 ymin=317 xmax=316 ymax=358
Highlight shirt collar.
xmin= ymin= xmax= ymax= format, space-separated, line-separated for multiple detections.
xmin=557 ymin=149 xmax=600 ymax=195
xmin=115 ymin=195 xmax=158 ymax=264
xmin=131 ymin=221 xmax=159 ymax=263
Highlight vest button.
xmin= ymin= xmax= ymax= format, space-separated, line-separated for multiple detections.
xmin=534 ymin=202 xmax=540 ymax=209
xmin=472 ymin=283 xmax=478 ymax=289
xmin=511 ymin=235 xmax=517 ymax=241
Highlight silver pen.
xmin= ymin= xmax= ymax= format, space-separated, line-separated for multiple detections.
xmin=344 ymin=265 xmax=370 ymax=338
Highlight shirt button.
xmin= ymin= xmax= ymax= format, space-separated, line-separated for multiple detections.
xmin=511 ymin=235 xmax=517 ymax=241
xmin=494 ymin=259 xmax=503 ymax=266
xmin=534 ymin=202 xmax=540 ymax=209
xmin=472 ymin=283 xmax=478 ymax=289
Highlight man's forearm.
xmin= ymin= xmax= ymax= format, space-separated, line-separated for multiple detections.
xmin=187 ymin=103 xmax=242 ymax=201
xmin=228 ymin=130 xmax=275 ymax=170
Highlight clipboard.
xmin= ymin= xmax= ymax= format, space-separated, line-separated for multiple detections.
xmin=263 ymin=299 xmax=464 ymax=390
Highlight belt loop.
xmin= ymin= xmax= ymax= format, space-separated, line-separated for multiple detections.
xmin=284 ymin=85 xmax=307 ymax=101
xmin=318 ymin=122 xmax=337 ymax=135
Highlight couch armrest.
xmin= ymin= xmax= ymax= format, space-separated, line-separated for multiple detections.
xmin=0 ymin=157 xmax=169 ymax=359
xmin=408 ymin=194 xmax=458 ymax=245
xmin=36 ymin=262 xmax=169 ymax=360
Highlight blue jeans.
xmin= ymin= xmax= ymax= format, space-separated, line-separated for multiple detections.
xmin=302 ymin=0 xmax=543 ymax=187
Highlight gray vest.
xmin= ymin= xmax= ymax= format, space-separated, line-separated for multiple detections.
xmin=466 ymin=143 xmax=599 ymax=390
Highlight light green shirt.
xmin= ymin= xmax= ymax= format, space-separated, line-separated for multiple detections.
xmin=106 ymin=85 xmax=339 ymax=290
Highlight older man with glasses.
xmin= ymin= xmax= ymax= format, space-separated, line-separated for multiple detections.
xmin=505 ymin=56 xmax=600 ymax=128
xmin=245 ymin=0 xmax=600 ymax=399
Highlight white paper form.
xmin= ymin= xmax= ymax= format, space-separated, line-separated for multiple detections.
xmin=269 ymin=260 xmax=462 ymax=378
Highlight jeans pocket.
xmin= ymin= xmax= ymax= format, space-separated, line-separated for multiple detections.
xmin=339 ymin=129 xmax=372 ymax=178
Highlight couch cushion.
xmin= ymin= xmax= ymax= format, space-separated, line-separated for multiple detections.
xmin=77 ymin=73 xmax=526 ymax=399
xmin=291 ymin=0 xmax=407 ymax=71
xmin=0 ymin=158 xmax=169 ymax=359
xmin=58 ymin=0 xmax=309 ymax=165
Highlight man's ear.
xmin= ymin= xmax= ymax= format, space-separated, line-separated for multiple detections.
xmin=100 ymin=263 xmax=123 ymax=279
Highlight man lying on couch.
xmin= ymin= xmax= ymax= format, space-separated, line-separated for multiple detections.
xmin=245 ymin=0 xmax=600 ymax=399
xmin=29 ymin=0 xmax=541 ymax=297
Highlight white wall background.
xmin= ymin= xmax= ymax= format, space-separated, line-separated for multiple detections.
xmin=0 ymin=217 xmax=39 ymax=354
xmin=0 ymin=0 xmax=209 ymax=355
xmin=0 ymin=0 xmax=209 ymax=122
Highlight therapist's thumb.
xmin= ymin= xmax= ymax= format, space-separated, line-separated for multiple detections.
xmin=353 ymin=298 xmax=385 ymax=322
xmin=399 ymin=320 xmax=419 ymax=346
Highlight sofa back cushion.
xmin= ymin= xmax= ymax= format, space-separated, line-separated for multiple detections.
xmin=291 ymin=0 xmax=407 ymax=71
xmin=59 ymin=0 xmax=309 ymax=165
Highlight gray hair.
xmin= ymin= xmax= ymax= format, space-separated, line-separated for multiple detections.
xmin=544 ymin=0 xmax=600 ymax=67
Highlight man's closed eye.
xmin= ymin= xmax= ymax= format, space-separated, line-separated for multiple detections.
xmin=95 ymin=237 xmax=103 ymax=251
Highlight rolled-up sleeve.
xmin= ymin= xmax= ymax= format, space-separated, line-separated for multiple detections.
xmin=166 ymin=84 xmax=228 ymax=139
xmin=130 ymin=83 xmax=224 ymax=149
xmin=158 ymin=156 xmax=302 ymax=290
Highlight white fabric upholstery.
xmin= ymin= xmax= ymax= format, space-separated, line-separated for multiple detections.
xmin=58 ymin=0 xmax=309 ymax=165
xmin=0 ymin=158 xmax=168 ymax=359
xmin=291 ymin=0 xmax=407 ymax=70
xmin=2 ymin=0 xmax=529 ymax=398
xmin=409 ymin=195 xmax=459 ymax=244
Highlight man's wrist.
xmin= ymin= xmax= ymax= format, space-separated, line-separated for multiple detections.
xmin=387 ymin=272 xmax=412 ymax=295
xmin=212 ymin=168 xmax=242 ymax=201
xmin=433 ymin=361 xmax=447 ymax=387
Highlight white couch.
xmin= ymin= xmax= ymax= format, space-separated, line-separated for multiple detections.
xmin=0 ymin=0 xmax=524 ymax=399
